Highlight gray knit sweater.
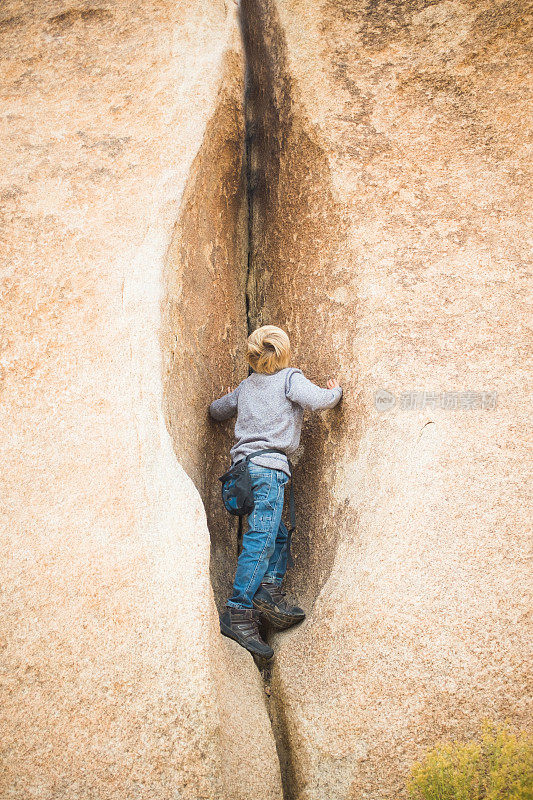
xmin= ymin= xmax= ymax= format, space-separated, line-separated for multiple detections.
xmin=209 ymin=367 xmax=342 ymax=476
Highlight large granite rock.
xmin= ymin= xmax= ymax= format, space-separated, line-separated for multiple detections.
xmin=242 ymin=1 xmax=532 ymax=797
xmin=0 ymin=2 xmax=282 ymax=798
xmin=2 ymin=0 xmax=531 ymax=797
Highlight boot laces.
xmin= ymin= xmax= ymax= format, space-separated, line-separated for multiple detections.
xmin=263 ymin=582 xmax=287 ymax=606
xmin=231 ymin=609 xmax=262 ymax=638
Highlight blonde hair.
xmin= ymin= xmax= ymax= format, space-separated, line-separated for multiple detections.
xmin=247 ymin=325 xmax=291 ymax=374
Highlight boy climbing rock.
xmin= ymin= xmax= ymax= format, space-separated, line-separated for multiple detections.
xmin=209 ymin=325 xmax=342 ymax=660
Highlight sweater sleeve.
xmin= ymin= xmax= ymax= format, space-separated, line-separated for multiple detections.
xmin=209 ymin=384 xmax=241 ymax=421
xmin=285 ymin=369 xmax=343 ymax=411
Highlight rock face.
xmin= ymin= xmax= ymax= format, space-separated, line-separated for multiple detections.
xmin=161 ymin=46 xmax=249 ymax=608
xmin=0 ymin=3 xmax=282 ymax=799
xmin=2 ymin=1 xmax=531 ymax=798
xmin=242 ymin=1 xmax=532 ymax=798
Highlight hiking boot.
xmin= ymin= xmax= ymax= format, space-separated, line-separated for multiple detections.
xmin=219 ymin=606 xmax=274 ymax=659
xmin=252 ymin=580 xmax=306 ymax=630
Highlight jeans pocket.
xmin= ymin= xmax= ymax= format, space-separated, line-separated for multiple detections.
xmin=249 ymin=506 xmax=275 ymax=533
xmin=250 ymin=471 xmax=274 ymax=509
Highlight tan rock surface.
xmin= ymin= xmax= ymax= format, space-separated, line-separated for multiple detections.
xmin=242 ymin=1 xmax=532 ymax=797
xmin=0 ymin=2 xmax=282 ymax=798
xmin=161 ymin=54 xmax=250 ymax=608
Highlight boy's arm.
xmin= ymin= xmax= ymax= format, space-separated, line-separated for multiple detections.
xmin=286 ymin=370 xmax=342 ymax=411
xmin=209 ymin=384 xmax=241 ymax=421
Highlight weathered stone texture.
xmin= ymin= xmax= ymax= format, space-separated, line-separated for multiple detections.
xmin=162 ymin=49 xmax=249 ymax=608
xmin=0 ymin=2 xmax=282 ymax=798
xmin=242 ymin=1 xmax=532 ymax=798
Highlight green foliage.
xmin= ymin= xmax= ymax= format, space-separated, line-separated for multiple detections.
xmin=407 ymin=723 xmax=533 ymax=800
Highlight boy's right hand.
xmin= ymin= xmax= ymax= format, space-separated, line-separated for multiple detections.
xmin=327 ymin=378 xmax=340 ymax=389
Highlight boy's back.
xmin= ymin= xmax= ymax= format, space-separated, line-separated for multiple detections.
xmin=210 ymin=366 xmax=342 ymax=476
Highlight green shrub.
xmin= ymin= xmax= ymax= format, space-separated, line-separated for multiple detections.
xmin=407 ymin=723 xmax=533 ymax=800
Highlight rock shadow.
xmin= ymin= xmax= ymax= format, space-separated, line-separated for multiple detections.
xmin=161 ymin=46 xmax=249 ymax=612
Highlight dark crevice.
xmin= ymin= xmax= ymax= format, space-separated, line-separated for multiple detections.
xmin=244 ymin=111 xmax=255 ymax=338
xmin=241 ymin=0 xmax=254 ymax=340
xmin=243 ymin=36 xmax=258 ymax=338
xmin=238 ymin=3 xmax=296 ymax=798
xmin=239 ymin=0 xmax=350 ymax=611
xmin=237 ymin=2 xmax=352 ymax=796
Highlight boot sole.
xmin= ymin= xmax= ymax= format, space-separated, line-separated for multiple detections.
xmin=220 ymin=620 xmax=274 ymax=660
xmin=252 ymin=598 xmax=306 ymax=630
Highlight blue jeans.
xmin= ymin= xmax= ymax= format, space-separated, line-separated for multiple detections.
xmin=226 ymin=464 xmax=290 ymax=609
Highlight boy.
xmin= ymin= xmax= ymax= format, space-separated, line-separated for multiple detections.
xmin=209 ymin=325 xmax=342 ymax=659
